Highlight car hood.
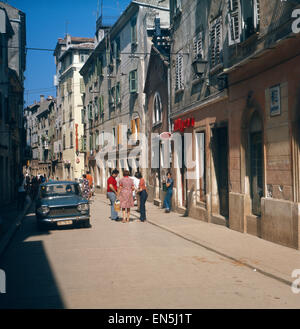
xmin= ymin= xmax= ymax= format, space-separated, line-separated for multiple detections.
xmin=40 ymin=195 xmax=87 ymax=207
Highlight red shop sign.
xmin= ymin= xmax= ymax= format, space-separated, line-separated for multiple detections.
xmin=174 ymin=117 xmax=195 ymax=132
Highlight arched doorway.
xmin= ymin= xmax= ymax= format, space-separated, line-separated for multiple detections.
xmin=249 ymin=112 xmax=263 ymax=216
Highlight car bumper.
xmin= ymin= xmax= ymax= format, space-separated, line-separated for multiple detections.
xmin=37 ymin=215 xmax=90 ymax=226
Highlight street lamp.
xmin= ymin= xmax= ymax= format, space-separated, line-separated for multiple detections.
xmin=192 ymin=55 xmax=208 ymax=78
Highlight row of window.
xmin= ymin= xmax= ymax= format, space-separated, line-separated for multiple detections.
xmin=80 ymin=118 xmax=140 ymax=153
xmin=174 ymin=0 xmax=260 ymax=91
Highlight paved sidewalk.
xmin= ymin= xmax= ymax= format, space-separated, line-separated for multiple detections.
xmin=142 ymin=202 xmax=300 ymax=286
xmin=96 ymin=193 xmax=300 ymax=287
xmin=0 ymin=196 xmax=32 ymax=258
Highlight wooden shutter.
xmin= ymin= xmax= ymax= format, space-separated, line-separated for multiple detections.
xmin=136 ymin=118 xmax=140 ymax=133
xmin=210 ymin=17 xmax=222 ymax=67
xmin=193 ymin=32 xmax=203 ymax=60
xmin=131 ymin=119 xmax=136 ymax=135
xmin=253 ymin=0 xmax=260 ymax=30
xmin=129 ymin=70 xmax=137 ymax=93
xmin=99 ymin=95 xmax=104 ymax=117
xmin=175 ymin=52 xmax=183 ymax=90
xmin=228 ymin=0 xmax=241 ymax=45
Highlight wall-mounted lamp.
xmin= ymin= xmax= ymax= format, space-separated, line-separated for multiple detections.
xmin=192 ymin=55 xmax=208 ymax=77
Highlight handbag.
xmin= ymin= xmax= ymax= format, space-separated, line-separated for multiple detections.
xmin=114 ymin=199 xmax=121 ymax=212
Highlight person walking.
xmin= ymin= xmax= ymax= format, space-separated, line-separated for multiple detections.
xmin=130 ymin=172 xmax=140 ymax=209
xmin=81 ymin=174 xmax=90 ymax=200
xmin=86 ymin=171 xmax=94 ymax=198
xmin=136 ymin=172 xmax=148 ymax=222
xmin=118 ymin=170 xmax=135 ymax=223
xmin=107 ymin=169 xmax=119 ymax=221
xmin=163 ymin=172 xmax=174 ymax=213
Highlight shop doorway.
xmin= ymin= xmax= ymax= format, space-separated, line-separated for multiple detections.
xmin=212 ymin=126 xmax=229 ymax=218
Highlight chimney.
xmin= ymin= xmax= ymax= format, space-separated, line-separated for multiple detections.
xmin=40 ymin=95 xmax=45 ymax=103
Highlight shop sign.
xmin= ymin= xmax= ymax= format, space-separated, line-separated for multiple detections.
xmin=173 ymin=117 xmax=195 ymax=132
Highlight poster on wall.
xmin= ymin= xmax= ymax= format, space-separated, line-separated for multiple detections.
xmin=270 ymin=85 xmax=281 ymax=116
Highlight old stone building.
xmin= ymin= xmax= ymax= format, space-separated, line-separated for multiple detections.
xmin=24 ymin=96 xmax=56 ymax=177
xmin=167 ymin=0 xmax=300 ymax=249
xmin=144 ymin=35 xmax=170 ymax=205
xmin=80 ymin=0 xmax=170 ymax=192
xmin=54 ymin=35 xmax=94 ymax=180
xmin=0 ymin=2 xmax=26 ymax=206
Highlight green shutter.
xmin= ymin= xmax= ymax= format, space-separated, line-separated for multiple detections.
xmin=99 ymin=95 xmax=104 ymax=116
xmin=88 ymin=104 xmax=93 ymax=120
xmin=116 ymin=82 xmax=121 ymax=104
xmin=129 ymin=70 xmax=137 ymax=93
xmin=81 ymin=109 xmax=85 ymax=124
xmin=97 ymin=58 xmax=103 ymax=77
xmin=131 ymin=17 xmax=137 ymax=44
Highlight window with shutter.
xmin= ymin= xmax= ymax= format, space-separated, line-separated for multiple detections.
xmin=175 ymin=51 xmax=184 ymax=91
xmin=67 ymin=78 xmax=72 ymax=93
xmin=153 ymin=92 xmax=162 ymax=125
xmin=96 ymin=57 xmax=103 ymax=77
xmin=129 ymin=70 xmax=138 ymax=93
xmin=94 ymin=99 xmax=99 ymax=119
xmin=99 ymin=95 xmax=104 ymax=117
xmin=81 ymin=108 xmax=86 ymax=124
xmin=95 ymin=130 xmax=99 ymax=148
xmin=193 ymin=32 xmax=203 ymax=60
xmin=253 ymin=0 xmax=260 ymax=30
xmin=228 ymin=0 xmax=241 ymax=45
xmin=88 ymin=103 xmax=93 ymax=120
xmin=110 ymin=87 xmax=116 ymax=106
xmin=116 ymin=82 xmax=121 ymax=105
xmin=210 ymin=17 xmax=222 ymax=68
xmin=89 ymin=133 xmax=93 ymax=152
xmin=115 ymin=37 xmax=121 ymax=61
xmin=131 ymin=17 xmax=137 ymax=44
xmin=80 ymin=78 xmax=85 ymax=94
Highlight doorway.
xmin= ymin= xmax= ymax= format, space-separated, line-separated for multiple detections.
xmin=249 ymin=112 xmax=263 ymax=216
xmin=212 ymin=126 xmax=229 ymax=218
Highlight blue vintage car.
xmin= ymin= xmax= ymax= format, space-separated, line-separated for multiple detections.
xmin=35 ymin=181 xmax=90 ymax=230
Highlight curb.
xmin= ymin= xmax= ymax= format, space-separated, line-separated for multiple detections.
xmin=0 ymin=199 xmax=33 ymax=259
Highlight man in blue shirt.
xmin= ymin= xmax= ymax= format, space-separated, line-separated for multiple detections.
xmin=163 ymin=172 xmax=173 ymax=213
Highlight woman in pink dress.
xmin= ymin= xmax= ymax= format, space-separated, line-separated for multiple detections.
xmin=118 ymin=170 xmax=135 ymax=223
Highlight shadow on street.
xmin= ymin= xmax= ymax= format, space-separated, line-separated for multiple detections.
xmin=0 ymin=206 xmax=65 ymax=309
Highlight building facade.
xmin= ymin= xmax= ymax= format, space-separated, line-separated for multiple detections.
xmin=167 ymin=0 xmax=300 ymax=249
xmin=54 ymin=35 xmax=94 ymax=180
xmin=80 ymin=0 xmax=170 ymax=192
xmin=0 ymin=2 xmax=26 ymax=206
xmin=24 ymin=96 xmax=56 ymax=177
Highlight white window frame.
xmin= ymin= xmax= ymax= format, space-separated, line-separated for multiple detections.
xmin=210 ymin=17 xmax=222 ymax=68
xmin=153 ymin=92 xmax=162 ymax=125
xmin=175 ymin=51 xmax=184 ymax=91
xmin=227 ymin=0 xmax=242 ymax=45
xmin=193 ymin=32 xmax=204 ymax=60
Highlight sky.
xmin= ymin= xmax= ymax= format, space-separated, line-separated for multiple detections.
xmin=6 ymin=0 xmax=131 ymax=105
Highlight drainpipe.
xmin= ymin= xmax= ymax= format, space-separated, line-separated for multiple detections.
xmin=167 ymin=64 xmax=171 ymax=132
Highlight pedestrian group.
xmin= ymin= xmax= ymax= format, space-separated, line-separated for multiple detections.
xmin=106 ymin=169 xmax=174 ymax=223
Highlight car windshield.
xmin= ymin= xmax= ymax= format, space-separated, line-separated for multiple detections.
xmin=40 ymin=184 xmax=80 ymax=198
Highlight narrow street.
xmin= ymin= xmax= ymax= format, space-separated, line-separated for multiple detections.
xmin=0 ymin=194 xmax=299 ymax=309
